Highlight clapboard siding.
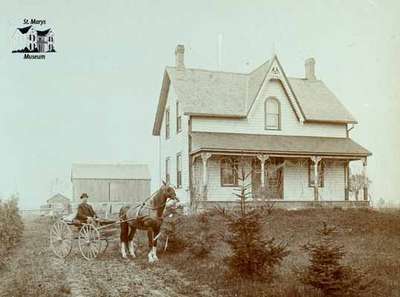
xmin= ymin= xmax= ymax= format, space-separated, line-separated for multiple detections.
xmin=159 ymin=84 xmax=190 ymax=204
xmin=192 ymin=157 xmax=345 ymax=202
xmin=192 ymin=80 xmax=347 ymax=138
xmin=283 ymin=160 xmax=345 ymax=201
xmin=192 ymin=157 xmax=252 ymax=201
xmin=72 ymin=179 xmax=150 ymax=204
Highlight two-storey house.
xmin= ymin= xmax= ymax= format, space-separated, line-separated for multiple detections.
xmin=152 ymin=45 xmax=371 ymax=209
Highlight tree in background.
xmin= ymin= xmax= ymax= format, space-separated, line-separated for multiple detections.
xmin=0 ymin=195 xmax=24 ymax=268
xmin=349 ymin=173 xmax=371 ymax=201
xmin=298 ymin=222 xmax=374 ymax=297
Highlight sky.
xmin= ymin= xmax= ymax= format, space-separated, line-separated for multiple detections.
xmin=0 ymin=0 xmax=399 ymax=208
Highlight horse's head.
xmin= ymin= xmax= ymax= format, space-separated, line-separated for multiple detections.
xmin=161 ymin=181 xmax=179 ymax=202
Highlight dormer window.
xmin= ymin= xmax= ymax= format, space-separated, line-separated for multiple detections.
xmin=265 ymin=97 xmax=281 ymax=130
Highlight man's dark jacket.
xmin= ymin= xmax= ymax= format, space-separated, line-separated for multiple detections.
xmin=75 ymin=202 xmax=97 ymax=223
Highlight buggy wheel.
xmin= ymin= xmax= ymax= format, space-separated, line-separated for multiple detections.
xmin=50 ymin=221 xmax=73 ymax=259
xmin=78 ymin=224 xmax=101 ymax=260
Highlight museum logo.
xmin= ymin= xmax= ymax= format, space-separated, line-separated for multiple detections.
xmin=12 ymin=19 xmax=55 ymax=60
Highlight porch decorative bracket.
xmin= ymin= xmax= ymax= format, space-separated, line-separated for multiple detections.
xmin=362 ymin=157 xmax=368 ymax=201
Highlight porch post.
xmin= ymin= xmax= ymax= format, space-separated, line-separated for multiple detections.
xmin=362 ymin=158 xmax=368 ymax=201
xmin=200 ymin=152 xmax=212 ymax=200
xmin=344 ymin=161 xmax=350 ymax=201
xmin=311 ymin=156 xmax=322 ymax=201
xmin=256 ymin=154 xmax=269 ymax=189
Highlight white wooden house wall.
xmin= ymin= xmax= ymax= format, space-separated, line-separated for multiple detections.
xmin=283 ymin=160 xmax=345 ymax=201
xmin=159 ymin=85 xmax=190 ymax=203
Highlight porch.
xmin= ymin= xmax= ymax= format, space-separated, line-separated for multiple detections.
xmin=189 ymin=132 xmax=372 ymax=208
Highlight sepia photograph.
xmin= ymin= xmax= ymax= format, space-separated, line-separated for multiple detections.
xmin=0 ymin=0 xmax=399 ymax=296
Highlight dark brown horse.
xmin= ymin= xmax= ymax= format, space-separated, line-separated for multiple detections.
xmin=119 ymin=182 xmax=178 ymax=262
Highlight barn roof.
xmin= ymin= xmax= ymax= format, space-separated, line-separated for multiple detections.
xmin=191 ymin=132 xmax=371 ymax=158
xmin=71 ymin=163 xmax=151 ymax=180
xmin=153 ymin=55 xmax=357 ymax=135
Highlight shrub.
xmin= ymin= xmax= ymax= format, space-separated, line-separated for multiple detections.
xmin=162 ymin=213 xmax=187 ymax=253
xmin=298 ymin=222 xmax=374 ymax=297
xmin=0 ymin=196 xmax=24 ymax=264
xmin=187 ymin=212 xmax=215 ymax=258
xmin=222 ymin=161 xmax=289 ymax=280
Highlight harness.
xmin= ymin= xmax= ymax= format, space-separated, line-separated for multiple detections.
xmin=120 ymin=189 xmax=175 ymax=225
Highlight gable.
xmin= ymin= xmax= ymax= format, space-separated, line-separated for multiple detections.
xmin=246 ymin=56 xmax=305 ymax=123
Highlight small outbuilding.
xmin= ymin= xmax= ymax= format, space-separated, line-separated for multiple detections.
xmin=42 ymin=193 xmax=71 ymax=215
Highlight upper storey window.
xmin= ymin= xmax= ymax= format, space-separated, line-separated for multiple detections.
xmin=165 ymin=108 xmax=170 ymax=139
xmin=265 ymin=97 xmax=281 ymax=130
xmin=176 ymin=101 xmax=182 ymax=133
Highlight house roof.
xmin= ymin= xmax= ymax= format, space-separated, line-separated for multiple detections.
xmin=17 ymin=25 xmax=32 ymax=34
xmin=37 ymin=29 xmax=51 ymax=36
xmin=190 ymin=132 xmax=371 ymax=157
xmin=288 ymin=78 xmax=356 ymax=123
xmin=71 ymin=163 xmax=151 ymax=180
xmin=47 ymin=193 xmax=70 ymax=203
xmin=153 ymin=55 xmax=357 ymax=135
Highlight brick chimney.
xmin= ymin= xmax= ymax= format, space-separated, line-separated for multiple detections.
xmin=305 ymin=58 xmax=316 ymax=80
xmin=175 ymin=44 xmax=185 ymax=69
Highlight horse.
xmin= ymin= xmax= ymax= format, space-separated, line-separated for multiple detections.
xmin=119 ymin=182 xmax=178 ymax=263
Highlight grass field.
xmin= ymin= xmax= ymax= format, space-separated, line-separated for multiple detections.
xmin=1 ymin=207 xmax=399 ymax=297
xmin=161 ymin=207 xmax=400 ymax=297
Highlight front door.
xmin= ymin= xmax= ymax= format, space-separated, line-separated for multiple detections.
xmin=251 ymin=158 xmax=284 ymax=200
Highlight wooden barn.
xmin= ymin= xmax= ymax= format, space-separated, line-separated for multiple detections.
xmin=71 ymin=163 xmax=151 ymax=213
xmin=152 ymin=45 xmax=371 ymax=210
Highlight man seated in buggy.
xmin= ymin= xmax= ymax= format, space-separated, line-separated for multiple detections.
xmin=74 ymin=193 xmax=97 ymax=225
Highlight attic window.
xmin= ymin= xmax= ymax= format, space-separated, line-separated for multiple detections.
xmin=265 ymin=97 xmax=281 ymax=130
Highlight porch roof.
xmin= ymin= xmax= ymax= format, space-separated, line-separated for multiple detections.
xmin=190 ymin=132 xmax=371 ymax=158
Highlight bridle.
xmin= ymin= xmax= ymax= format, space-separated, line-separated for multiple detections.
xmin=135 ymin=186 xmax=179 ymax=218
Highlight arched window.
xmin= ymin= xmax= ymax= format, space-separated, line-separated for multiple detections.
xmin=265 ymin=97 xmax=281 ymax=130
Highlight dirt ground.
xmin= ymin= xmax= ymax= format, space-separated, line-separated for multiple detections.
xmin=0 ymin=216 xmax=217 ymax=297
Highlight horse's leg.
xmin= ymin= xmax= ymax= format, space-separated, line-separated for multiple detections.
xmin=120 ymin=222 xmax=129 ymax=259
xmin=151 ymin=224 xmax=161 ymax=262
xmin=128 ymin=225 xmax=137 ymax=258
xmin=147 ymin=229 xmax=156 ymax=263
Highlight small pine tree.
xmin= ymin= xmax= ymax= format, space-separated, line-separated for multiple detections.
xmin=299 ymin=222 xmax=374 ymax=297
xmin=222 ymin=159 xmax=289 ymax=280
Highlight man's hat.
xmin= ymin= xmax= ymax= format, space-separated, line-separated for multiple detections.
xmin=80 ymin=193 xmax=89 ymax=199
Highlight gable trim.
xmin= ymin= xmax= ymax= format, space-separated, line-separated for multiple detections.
xmin=246 ymin=55 xmax=306 ymax=123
